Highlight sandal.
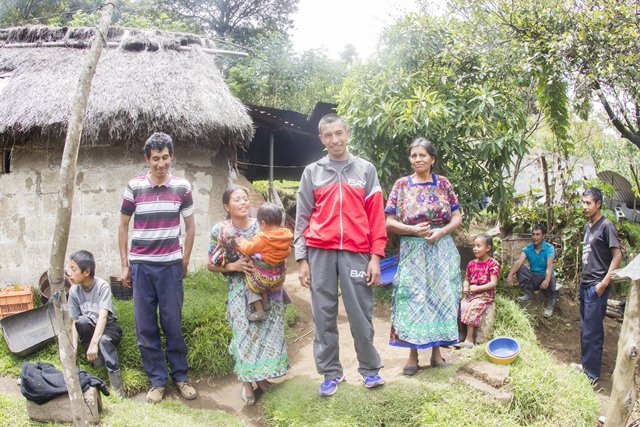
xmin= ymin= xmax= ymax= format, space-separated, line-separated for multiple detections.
xmin=430 ymin=358 xmax=447 ymax=368
xmin=241 ymin=385 xmax=256 ymax=406
xmin=257 ymin=379 xmax=272 ymax=392
xmin=454 ymin=342 xmax=474 ymax=350
xmin=402 ymin=363 xmax=419 ymax=376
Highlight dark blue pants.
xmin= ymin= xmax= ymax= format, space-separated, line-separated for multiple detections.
xmin=516 ymin=265 xmax=557 ymax=305
xmin=131 ymin=263 xmax=188 ymax=386
xmin=75 ymin=315 xmax=122 ymax=373
xmin=579 ymin=284 xmax=610 ymax=381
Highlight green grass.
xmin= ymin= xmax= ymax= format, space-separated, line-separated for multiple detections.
xmin=0 ymin=268 xmax=299 ymax=396
xmin=263 ymin=294 xmax=599 ymax=427
xmin=373 ymin=283 xmax=393 ymax=306
xmin=0 ymin=391 xmax=244 ymax=427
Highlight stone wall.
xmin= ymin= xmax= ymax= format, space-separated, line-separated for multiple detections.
xmin=0 ymin=145 xmax=230 ymax=287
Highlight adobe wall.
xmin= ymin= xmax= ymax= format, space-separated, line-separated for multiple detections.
xmin=0 ymin=145 xmax=231 ymax=287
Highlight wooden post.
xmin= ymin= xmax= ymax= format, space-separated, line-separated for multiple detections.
xmin=46 ymin=4 xmax=114 ymax=426
xmin=605 ymin=254 xmax=640 ymax=427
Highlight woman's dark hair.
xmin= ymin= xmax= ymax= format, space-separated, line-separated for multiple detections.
xmin=408 ymin=137 xmax=437 ymax=172
xmin=222 ymin=184 xmax=250 ymax=218
xmin=257 ymin=202 xmax=283 ymax=226
xmin=70 ymin=250 xmax=95 ymax=277
xmin=474 ymin=233 xmax=494 ymax=255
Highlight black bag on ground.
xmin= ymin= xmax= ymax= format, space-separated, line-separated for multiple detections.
xmin=20 ymin=361 xmax=109 ymax=404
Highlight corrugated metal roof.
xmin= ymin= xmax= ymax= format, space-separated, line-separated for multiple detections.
xmin=597 ymin=170 xmax=640 ymax=208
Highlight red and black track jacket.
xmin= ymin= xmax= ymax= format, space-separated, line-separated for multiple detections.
xmin=294 ymin=154 xmax=388 ymax=260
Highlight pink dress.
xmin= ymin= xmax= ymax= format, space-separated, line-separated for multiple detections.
xmin=460 ymin=258 xmax=500 ymax=327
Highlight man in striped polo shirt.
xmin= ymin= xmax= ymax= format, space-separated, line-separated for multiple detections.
xmin=118 ymin=132 xmax=197 ymax=403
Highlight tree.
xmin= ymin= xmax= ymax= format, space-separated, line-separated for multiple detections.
xmin=468 ymin=0 xmax=640 ymax=150
xmin=47 ymin=6 xmax=113 ymax=425
xmin=1 ymin=0 xmax=197 ymax=33
xmin=338 ymin=14 xmax=530 ymax=220
xmin=1 ymin=0 xmax=69 ymax=26
xmin=226 ymin=32 xmax=348 ymax=113
xmin=156 ymin=0 xmax=299 ymax=44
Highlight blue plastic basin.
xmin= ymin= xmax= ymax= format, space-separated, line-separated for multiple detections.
xmin=486 ymin=337 xmax=520 ymax=359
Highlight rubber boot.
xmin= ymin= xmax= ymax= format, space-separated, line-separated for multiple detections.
xmin=108 ymin=369 xmax=124 ymax=397
xmin=517 ymin=285 xmax=533 ymax=303
xmin=543 ymin=292 xmax=557 ymax=318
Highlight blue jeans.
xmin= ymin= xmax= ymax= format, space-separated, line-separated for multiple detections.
xmin=131 ymin=263 xmax=188 ymax=386
xmin=579 ymin=284 xmax=610 ymax=381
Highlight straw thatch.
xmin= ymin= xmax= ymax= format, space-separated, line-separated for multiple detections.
xmin=0 ymin=26 xmax=253 ymax=153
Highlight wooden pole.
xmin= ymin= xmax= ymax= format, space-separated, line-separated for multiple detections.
xmin=47 ymin=4 xmax=114 ymax=426
xmin=604 ymin=278 xmax=640 ymax=427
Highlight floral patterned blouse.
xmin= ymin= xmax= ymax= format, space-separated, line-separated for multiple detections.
xmin=385 ymin=174 xmax=460 ymax=226
xmin=466 ymin=257 xmax=501 ymax=297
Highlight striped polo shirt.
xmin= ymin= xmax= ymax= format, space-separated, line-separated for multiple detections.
xmin=120 ymin=173 xmax=194 ymax=265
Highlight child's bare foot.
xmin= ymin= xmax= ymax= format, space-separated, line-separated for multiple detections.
xmin=248 ymin=310 xmax=266 ymax=322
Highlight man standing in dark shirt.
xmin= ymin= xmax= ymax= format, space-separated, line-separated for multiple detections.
xmin=572 ymin=187 xmax=622 ymax=384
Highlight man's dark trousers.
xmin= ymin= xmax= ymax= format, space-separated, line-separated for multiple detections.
xmin=579 ymin=284 xmax=610 ymax=381
xmin=131 ymin=263 xmax=188 ymax=387
xmin=516 ymin=265 xmax=557 ymax=306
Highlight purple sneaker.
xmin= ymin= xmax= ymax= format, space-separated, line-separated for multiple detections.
xmin=318 ymin=375 xmax=345 ymax=396
xmin=362 ymin=375 xmax=385 ymax=389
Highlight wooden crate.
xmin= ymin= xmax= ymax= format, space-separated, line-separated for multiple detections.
xmin=0 ymin=285 xmax=34 ymax=319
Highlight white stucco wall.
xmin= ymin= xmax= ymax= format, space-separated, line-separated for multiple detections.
xmin=0 ymin=145 xmax=230 ymax=287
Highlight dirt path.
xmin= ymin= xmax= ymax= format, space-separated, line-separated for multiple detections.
xmin=528 ymin=290 xmax=640 ymax=418
xmin=173 ymin=258 xmax=464 ymax=426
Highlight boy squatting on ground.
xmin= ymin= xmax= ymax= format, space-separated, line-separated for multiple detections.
xmin=66 ymin=250 xmax=123 ymax=395
xmin=211 ymin=202 xmax=293 ymax=322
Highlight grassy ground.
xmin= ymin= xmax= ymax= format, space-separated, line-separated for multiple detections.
xmin=262 ymin=295 xmax=600 ymax=427
xmin=0 ymin=268 xmax=299 ymax=396
xmin=0 ymin=391 xmax=244 ymax=427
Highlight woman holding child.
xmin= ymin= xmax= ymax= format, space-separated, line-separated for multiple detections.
xmin=207 ymin=185 xmax=289 ymax=405
xmin=385 ymin=137 xmax=463 ymax=375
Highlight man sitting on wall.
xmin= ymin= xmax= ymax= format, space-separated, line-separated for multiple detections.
xmin=506 ymin=223 xmax=558 ymax=318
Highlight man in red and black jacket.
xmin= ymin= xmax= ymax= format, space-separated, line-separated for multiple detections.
xmin=294 ymin=113 xmax=387 ymax=397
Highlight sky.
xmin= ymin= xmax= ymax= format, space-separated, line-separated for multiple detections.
xmin=290 ymin=0 xmax=445 ymax=59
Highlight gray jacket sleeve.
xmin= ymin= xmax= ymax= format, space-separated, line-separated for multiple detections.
xmin=294 ymin=166 xmax=315 ymax=261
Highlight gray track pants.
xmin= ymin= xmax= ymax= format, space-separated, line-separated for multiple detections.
xmin=308 ymin=247 xmax=383 ymax=379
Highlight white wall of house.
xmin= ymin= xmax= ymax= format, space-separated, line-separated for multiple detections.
xmin=0 ymin=145 xmax=231 ymax=287
xmin=513 ymin=150 xmax=597 ymax=202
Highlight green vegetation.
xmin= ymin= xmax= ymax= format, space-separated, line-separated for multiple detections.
xmin=253 ymin=179 xmax=301 ymax=222
xmin=339 ymin=14 xmax=529 ymax=221
xmin=0 ymin=268 xmax=299 ymax=396
xmin=0 ymin=391 xmax=244 ymax=427
xmin=227 ymin=34 xmax=349 ymax=114
xmin=263 ymin=295 xmax=599 ymax=427
xmin=252 ymin=180 xmax=300 ymax=200
xmin=618 ymin=221 xmax=640 ymax=255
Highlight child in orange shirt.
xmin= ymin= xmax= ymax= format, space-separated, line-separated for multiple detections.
xmin=237 ymin=203 xmax=293 ymax=321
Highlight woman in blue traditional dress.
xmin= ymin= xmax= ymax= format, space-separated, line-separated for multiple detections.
xmin=385 ymin=137 xmax=462 ymax=375
xmin=207 ymin=184 xmax=289 ymax=404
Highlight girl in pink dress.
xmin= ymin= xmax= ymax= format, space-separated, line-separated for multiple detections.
xmin=456 ymin=234 xmax=500 ymax=348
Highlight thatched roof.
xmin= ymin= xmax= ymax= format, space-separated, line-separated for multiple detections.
xmin=0 ymin=26 xmax=253 ymax=153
